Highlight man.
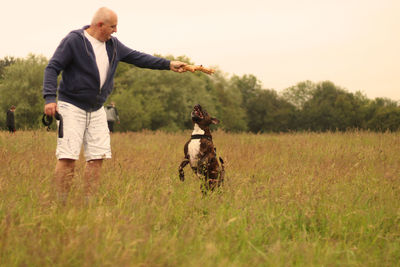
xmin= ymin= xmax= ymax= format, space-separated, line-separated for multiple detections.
xmin=105 ymin=101 xmax=119 ymax=132
xmin=42 ymin=7 xmax=187 ymax=201
xmin=6 ymin=105 xmax=16 ymax=133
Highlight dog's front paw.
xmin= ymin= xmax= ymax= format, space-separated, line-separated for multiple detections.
xmin=179 ymin=173 xmax=185 ymax=182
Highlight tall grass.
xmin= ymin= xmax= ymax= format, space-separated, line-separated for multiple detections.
xmin=0 ymin=130 xmax=399 ymax=266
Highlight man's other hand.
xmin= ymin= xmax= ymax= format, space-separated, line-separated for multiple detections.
xmin=170 ymin=61 xmax=187 ymax=73
xmin=44 ymin=103 xmax=58 ymax=116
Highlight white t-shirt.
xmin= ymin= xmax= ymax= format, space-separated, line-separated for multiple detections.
xmin=84 ymin=30 xmax=110 ymax=89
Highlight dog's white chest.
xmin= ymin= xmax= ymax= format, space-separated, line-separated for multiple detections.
xmin=188 ymin=139 xmax=201 ymax=166
xmin=188 ymin=124 xmax=204 ymax=166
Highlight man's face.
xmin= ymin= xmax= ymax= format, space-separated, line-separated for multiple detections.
xmin=99 ymin=14 xmax=118 ymax=41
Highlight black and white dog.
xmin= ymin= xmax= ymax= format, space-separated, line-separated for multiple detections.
xmin=178 ymin=104 xmax=225 ymax=192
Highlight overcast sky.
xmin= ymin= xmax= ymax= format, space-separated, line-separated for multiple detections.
xmin=1 ymin=0 xmax=399 ymax=100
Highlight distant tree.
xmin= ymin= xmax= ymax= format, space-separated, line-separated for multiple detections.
xmin=281 ymin=80 xmax=316 ymax=109
xmin=213 ymin=72 xmax=248 ymax=132
xmin=365 ymin=98 xmax=400 ymax=131
xmin=229 ymin=74 xmax=263 ymax=127
xmin=111 ymin=91 xmax=150 ymax=131
xmin=0 ymin=56 xmax=16 ymax=79
xmin=367 ymin=107 xmax=400 ymax=131
xmin=0 ymin=54 xmax=47 ymax=129
xmin=246 ymin=89 xmax=296 ymax=132
xmin=230 ymin=74 xmax=261 ymax=106
xmin=301 ymin=81 xmax=362 ymax=131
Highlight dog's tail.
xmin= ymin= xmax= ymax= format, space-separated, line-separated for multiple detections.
xmin=219 ymin=157 xmax=225 ymax=183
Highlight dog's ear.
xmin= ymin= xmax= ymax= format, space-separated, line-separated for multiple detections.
xmin=211 ymin=118 xmax=220 ymax=124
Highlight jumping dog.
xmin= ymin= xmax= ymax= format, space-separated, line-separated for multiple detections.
xmin=178 ymin=104 xmax=225 ymax=192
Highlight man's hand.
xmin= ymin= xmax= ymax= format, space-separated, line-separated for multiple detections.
xmin=44 ymin=103 xmax=58 ymax=116
xmin=170 ymin=61 xmax=187 ymax=73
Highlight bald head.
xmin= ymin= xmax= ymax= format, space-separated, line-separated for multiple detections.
xmin=87 ymin=7 xmax=118 ymax=42
xmin=91 ymin=7 xmax=117 ymax=26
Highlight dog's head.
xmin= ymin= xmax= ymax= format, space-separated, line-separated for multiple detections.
xmin=191 ymin=104 xmax=219 ymax=128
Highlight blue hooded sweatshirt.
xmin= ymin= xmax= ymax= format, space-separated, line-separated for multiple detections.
xmin=43 ymin=26 xmax=171 ymax=111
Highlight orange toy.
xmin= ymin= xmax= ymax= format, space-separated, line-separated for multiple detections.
xmin=183 ymin=65 xmax=215 ymax=75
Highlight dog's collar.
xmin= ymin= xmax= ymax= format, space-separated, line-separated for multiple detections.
xmin=191 ymin=134 xmax=212 ymax=141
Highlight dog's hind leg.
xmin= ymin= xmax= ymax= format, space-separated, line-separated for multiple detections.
xmin=178 ymin=157 xmax=190 ymax=181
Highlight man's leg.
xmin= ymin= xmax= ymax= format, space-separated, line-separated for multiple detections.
xmin=54 ymin=158 xmax=75 ymax=203
xmin=83 ymin=106 xmax=111 ymax=198
xmin=107 ymin=121 xmax=114 ymax=132
xmin=84 ymin=159 xmax=103 ymax=196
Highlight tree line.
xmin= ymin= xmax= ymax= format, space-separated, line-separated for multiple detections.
xmin=0 ymin=54 xmax=399 ymax=132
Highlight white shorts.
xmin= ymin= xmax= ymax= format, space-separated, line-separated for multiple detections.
xmin=56 ymin=101 xmax=111 ymax=161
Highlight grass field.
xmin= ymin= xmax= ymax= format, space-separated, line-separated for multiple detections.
xmin=0 ymin=130 xmax=399 ymax=266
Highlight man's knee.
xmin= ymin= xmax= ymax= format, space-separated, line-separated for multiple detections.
xmin=55 ymin=158 xmax=76 ymax=176
xmin=57 ymin=158 xmax=75 ymax=168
